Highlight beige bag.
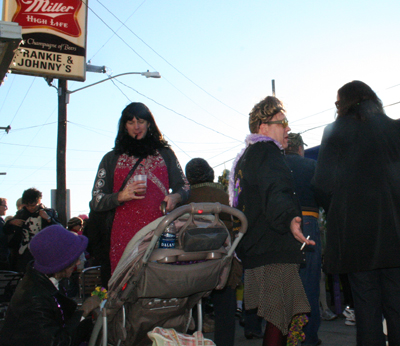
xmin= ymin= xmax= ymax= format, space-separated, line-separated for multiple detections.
xmin=147 ymin=327 xmax=216 ymax=346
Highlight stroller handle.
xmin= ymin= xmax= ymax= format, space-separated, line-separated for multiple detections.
xmin=154 ymin=202 xmax=247 ymax=238
xmin=142 ymin=202 xmax=247 ymax=264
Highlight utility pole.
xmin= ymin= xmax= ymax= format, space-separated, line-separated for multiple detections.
xmin=57 ymin=78 xmax=67 ymax=226
xmin=0 ymin=125 xmax=11 ymax=176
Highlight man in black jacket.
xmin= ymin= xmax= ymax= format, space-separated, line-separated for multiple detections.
xmin=3 ymin=188 xmax=60 ymax=272
xmin=286 ymin=133 xmax=322 ymax=346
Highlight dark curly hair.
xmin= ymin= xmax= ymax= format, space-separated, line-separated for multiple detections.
xmin=113 ymin=103 xmax=169 ymax=157
xmin=22 ymin=188 xmax=42 ymax=205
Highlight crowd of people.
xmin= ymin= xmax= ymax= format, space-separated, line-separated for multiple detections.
xmin=0 ymin=80 xmax=399 ymax=346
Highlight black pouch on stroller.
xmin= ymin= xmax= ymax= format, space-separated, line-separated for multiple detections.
xmin=182 ymin=227 xmax=227 ymax=252
xmin=178 ymin=207 xmax=229 ymax=252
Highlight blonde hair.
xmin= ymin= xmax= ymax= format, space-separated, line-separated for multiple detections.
xmin=249 ymin=96 xmax=285 ymax=133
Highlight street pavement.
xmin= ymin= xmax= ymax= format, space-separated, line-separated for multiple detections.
xmin=205 ymin=315 xmax=357 ymax=346
xmin=0 ymin=305 xmax=357 ymax=345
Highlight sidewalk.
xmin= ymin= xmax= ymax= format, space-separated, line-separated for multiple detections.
xmin=205 ymin=315 xmax=357 ymax=346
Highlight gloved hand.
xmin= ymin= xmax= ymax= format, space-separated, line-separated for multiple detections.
xmin=80 ymin=296 xmax=102 ymax=318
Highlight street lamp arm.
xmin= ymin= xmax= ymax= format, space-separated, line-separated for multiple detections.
xmin=67 ymin=71 xmax=161 ymax=94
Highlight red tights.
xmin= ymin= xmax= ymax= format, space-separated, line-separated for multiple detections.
xmin=263 ymin=322 xmax=287 ymax=346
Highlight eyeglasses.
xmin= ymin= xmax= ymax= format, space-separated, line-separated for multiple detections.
xmin=263 ymin=118 xmax=289 ymax=128
xmin=0 ymin=205 xmax=7 ymax=209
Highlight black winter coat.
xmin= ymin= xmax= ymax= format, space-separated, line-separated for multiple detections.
xmin=232 ymin=138 xmax=304 ymax=270
xmin=312 ymin=101 xmax=400 ymax=274
xmin=0 ymin=265 xmax=86 ymax=346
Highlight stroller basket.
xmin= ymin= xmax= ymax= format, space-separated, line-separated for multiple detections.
xmin=89 ymin=202 xmax=247 ymax=346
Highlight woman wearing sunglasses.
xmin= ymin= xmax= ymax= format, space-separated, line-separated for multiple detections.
xmin=229 ymin=96 xmax=314 ymax=346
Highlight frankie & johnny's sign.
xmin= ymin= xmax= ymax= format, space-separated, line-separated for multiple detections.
xmin=2 ymin=0 xmax=88 ymax=81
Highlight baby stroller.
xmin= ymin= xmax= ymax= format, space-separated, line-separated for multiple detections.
xmin=89 ymin=202 xmax=247 ymax=346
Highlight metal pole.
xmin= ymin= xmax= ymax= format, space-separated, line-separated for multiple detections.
xmin=57 ymin=79 xmax=67 ymax=226
xmin=272 ymin=79 xmax=276 ymax=96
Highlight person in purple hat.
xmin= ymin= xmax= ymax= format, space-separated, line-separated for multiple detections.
xmin=0 ymin=224 xmax=101 ymax=346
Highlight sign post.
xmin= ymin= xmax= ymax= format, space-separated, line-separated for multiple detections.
xmin=3 ymin=0 xmax=88 ymax=225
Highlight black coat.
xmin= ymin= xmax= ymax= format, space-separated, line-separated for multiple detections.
xmin=312 ymin=101 xmax=400 ymax=274
xmin=285 ymin=153 xmax=318 ymax=211
xmin=0 ymin=265 xmax=85 ymax=346
xmin=232 ymin=138 xmax=304 ymax=270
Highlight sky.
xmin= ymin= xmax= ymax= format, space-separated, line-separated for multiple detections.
xmin=1 ymin=0 xmax=400 ymax=219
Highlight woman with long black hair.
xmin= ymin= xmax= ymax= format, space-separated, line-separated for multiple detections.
xmin=313 ymin=81 xmax=400 ymax=345
xmin=89 ymin=102 xmax=189 ymax=285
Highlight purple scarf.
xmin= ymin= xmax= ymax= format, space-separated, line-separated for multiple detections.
xmin=228 ymin=134 xmax=283 ymax=207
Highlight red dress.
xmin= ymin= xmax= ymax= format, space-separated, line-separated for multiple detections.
xmin=110 ymin=153 xmax=169 ymax=272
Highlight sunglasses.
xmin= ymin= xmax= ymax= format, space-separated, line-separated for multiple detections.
xmin=263 ymin=118 xmax=289 ymax=128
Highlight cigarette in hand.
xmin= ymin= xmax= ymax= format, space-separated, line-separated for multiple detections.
xmin=300 ymin=235 xmax=310 ymax=250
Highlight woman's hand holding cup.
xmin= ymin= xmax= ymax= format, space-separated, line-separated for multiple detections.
xmin=118 ymin=175 xmax=147 ymax=202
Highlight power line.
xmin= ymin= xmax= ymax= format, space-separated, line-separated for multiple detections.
xmin=0 ymin=141 xmax=106 ymax=153
xmin=0 ymin=74 xmax=16 ymax=115
xmin=0 ymin=157 xmax=55 ymax=194
xmin=112 ymin=78 xmax=243 ymax=143
xmin=88 ymin=0 xmax=148 ymax=61
xmin=1 ymin=77 xmax=36 ymax=132
xmin=384 ymin=101 xmax=400 ymax=108
xmin=88 ymin=4 xmax=240 ymax=129
xmin=163 ymin=135 xmax=192 ymax=160
xmin=10 ymin=122 xmax=58 ymax=132
xmin=94 ymin=0 xmax=245 ymax=117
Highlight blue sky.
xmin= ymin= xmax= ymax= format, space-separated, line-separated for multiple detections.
xmin=1 ymin=0 xmax=400 ymax=218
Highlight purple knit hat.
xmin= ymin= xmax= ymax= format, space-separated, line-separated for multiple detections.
xmin=30 ymin=224 xmax=88 ymax=274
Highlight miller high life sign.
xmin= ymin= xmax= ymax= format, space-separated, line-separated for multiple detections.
xmin=2 ymin=0 xmax=88 ymax=81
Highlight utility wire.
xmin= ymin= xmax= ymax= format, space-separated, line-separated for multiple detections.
xmin=112 ymin=78 xmax=243 ymax=143
xmin=0 ymin=74 xmax=15 ymax=114
xmin=0 ymin=105 xmax=56 ymax=188
xmin=10 ymin=122 xmax=58 ymax=132
xmin=94 ymin=0 xmax=245 ymax=117
xmin=87 ymin=2 xmax=245 ymax=131
xmin=107 ymin=79 xmax=193 ymax=159
xmin=206 ymin=142 xmax=244 ymax=161
xmin=213 ymin=157 xmax=235 ymax=169
xmin=0 ymin=141 xmax=106 ymax=153
xmin=384 ymin=101 xmax=400 ymax=108
xmin=88 ymin=4 xmax=232 ymax=128
xmin=88 ymin=0 xmax=148 ymax=61
xmin=0 ymin=158 xmax=55 ymax=194
xmin=7 ymin=77 xmax=36 ymax=126
xmin=163 ymin=135 xmax=192 ymax=160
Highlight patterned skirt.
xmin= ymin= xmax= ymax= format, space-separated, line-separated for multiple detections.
xmin=244 ymin=263 xmax=310 ymax=335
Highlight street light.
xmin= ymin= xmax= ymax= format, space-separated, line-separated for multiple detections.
xmin=66 ymin=71 xmax=161 ymax=100
xmin=55 ymin=70 xmax=161 ymax=225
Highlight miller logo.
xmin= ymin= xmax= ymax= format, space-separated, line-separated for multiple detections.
xmin=12 ymin=0 xmax=82 ymax=37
